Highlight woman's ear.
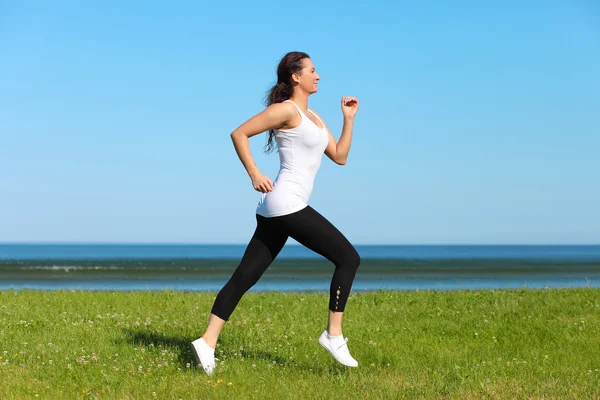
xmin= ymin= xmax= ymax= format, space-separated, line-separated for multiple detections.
xmin=291 ymin=73 xmax=300 ymax=85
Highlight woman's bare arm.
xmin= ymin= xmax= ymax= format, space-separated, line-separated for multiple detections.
xmin=230 ymin=102 xmax=295 ymax=192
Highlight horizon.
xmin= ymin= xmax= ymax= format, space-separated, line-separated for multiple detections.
xmin=2 ymin=242 xmax=599 ymax=246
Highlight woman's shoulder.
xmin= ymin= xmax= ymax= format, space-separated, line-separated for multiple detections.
xmin=266 ymin=101 xmax=297 ymax=117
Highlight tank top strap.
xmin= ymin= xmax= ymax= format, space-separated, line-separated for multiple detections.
xmin=307 ymin=109 xmax=324 ymax=129
xmin=283 ymin=100 xmax=304 ymax=119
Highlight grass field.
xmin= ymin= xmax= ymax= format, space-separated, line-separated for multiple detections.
xmin=1 ymin=288 xmax=599 ymax=399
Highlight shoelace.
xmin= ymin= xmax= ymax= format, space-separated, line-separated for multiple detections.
xmin=336 ymin=337 xmax=349 ymax=351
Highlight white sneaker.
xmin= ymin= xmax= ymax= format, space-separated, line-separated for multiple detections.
xmin=318 ymin=330 xmax=358 ymax=367
xmin=191 ymin=337 xmax=218 ymax=375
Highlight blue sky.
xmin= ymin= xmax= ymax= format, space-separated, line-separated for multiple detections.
xmin=1 ymin=1 xmax=599 ymax=244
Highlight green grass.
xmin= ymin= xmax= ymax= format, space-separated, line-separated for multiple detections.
xmin=1 ymin=288 xmax=599 ymax=399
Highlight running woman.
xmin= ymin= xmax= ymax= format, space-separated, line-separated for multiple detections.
xmin=191 ymin=51 xmax=361 ymax=375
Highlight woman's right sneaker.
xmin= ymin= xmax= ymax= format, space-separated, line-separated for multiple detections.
xmin=191 ymin=337 xmax=217 ymax=375
xmin=318 ymin=330 xmax=358 ymax=367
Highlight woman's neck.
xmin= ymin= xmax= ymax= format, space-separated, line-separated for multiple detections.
xmin=289 ymin=92 xmax=310 ymax=112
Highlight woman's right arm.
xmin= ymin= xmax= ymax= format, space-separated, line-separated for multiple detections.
xmin=230 ymin=102 xmax=294 ymax=193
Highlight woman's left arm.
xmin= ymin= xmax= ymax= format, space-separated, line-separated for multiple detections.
xmin=318 ymin=96 xmax=359 ymax=165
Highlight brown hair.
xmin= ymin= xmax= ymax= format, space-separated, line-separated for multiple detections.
xmin=263 ymin=51 xmax=310 ymax=153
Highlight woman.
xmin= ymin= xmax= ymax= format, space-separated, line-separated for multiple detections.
xmin=191 ymin=51 xmax=361 ymax=375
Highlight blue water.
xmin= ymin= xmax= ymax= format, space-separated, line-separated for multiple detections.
xmin=2 ymin=243 xmax=600 ymax=260
xmin=1 ymin=244 xmax=599 ymax=292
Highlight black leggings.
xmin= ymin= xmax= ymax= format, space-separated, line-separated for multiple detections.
xmin=210 ymin=205 xmax=361 ymax=321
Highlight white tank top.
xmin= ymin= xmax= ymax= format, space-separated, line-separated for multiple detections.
xmin=256 ymin=100 xmax=329 ymax=217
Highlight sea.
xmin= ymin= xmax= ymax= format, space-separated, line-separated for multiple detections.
xmin=1 ymin=244 xmax=599 ymax=292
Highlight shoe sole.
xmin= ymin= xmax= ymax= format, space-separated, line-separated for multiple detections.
xmin=318 ymin=336 xmax=358 ymax=367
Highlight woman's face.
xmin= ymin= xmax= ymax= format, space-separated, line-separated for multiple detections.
xmin=295 ymin=58 xmax=320 ymax=94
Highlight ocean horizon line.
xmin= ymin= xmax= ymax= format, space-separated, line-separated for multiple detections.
xmin=2 ymin=242 xmax=599 ymax=246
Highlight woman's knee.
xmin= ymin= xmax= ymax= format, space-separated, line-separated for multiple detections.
xmin=350 ymin=247 xmax=361 ymax=269
xmin=230 ymin=268 xmax=261 ymax=290
xmin=339 ymin=245 xmax=360 ymax=270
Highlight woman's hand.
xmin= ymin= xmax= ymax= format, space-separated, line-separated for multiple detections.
xmin=250 ymin=170 xmax=274 ymax=193
xmin=341 ymin=96 xmax=359 ymax=119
